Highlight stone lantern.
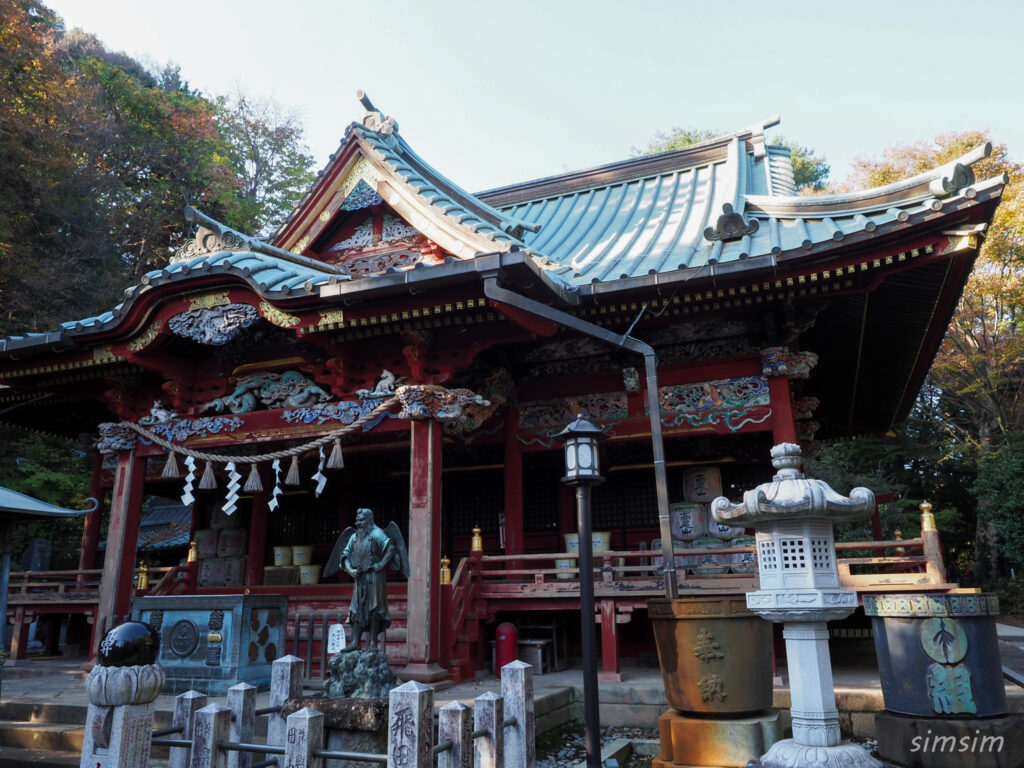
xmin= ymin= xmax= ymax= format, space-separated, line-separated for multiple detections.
xmin=711 ymin=443 xmax=881 ymax=768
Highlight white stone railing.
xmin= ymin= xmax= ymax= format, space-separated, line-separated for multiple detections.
xmin=82 ymin=654 xmax=535 ymax=768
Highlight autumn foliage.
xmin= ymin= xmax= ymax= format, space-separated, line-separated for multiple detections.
xmin=0 ymin=0 xmax=314 ymax=335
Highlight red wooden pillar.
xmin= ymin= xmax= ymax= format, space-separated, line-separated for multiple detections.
xmin=78 ymin=452 xmax=105 ymax=577
xmin=598 ymin=598 xmax=622 ymax=682
xmin=767 ymin=374 xmax=798 ymax=445
xmin=401 ymin=418 xmax=447 ymax=682
xmin=503 ymin=407 xmax=524 ymax=559
xmin=93 ymin=450 xmax=146 ymax=658
xmin=246 ymin=478 xmax=269 ymax=586
xmin=8 ymin=606 xmax=31 ymax=664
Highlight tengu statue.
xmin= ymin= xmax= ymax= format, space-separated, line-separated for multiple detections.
xmin=323 ymin=508 xmax=409 ymax=652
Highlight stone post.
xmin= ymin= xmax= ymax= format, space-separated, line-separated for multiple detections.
xmin=473 ymin=691 xmax=504 ymax=768
xmin=80 ymin=664 xmax=166 ymax=768
xmin=80 ymin=621 xmax=164 ymax=768
xmin=501 ymin=660 xmax=535 ymax=768
xmin=268 ymin=655 xmax=305 ymax=747
xmin=168 ymin=690 xmax=207 ymax=768
xmin=438 ymin=701 xmax=472 ymax=768
xmin=227 ymin=683 xmax=256 ymax=768
xmin=284 ymin=708 xmax=324 ymax=768
xmin=712 ymin=443 xmax=880 ymax=768
xmin=191 ymin=703 xmax=231 ymax=768
xmin=388 ymin=680 xmax=434 ymax=768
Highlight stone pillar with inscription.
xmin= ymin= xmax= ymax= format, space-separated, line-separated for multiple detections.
xmin=80 ymin=622 xmax=165 ymax=768
xmin=396 ymin=384 xmax=488 ymax=683
xmin=712 ymin=443 xmax=881 ymax=768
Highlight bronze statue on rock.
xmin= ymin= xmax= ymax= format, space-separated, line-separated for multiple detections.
xmin=324 ymin=508 xmax=409 ymax=652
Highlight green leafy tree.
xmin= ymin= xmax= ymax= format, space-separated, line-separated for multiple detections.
xmin=974 ymin=432 xmax=1024 ymax=567
xmin=215 ymin=90 xmax=317 ymax=236
xmin=0 ymin=427 xmax=91 ymax=568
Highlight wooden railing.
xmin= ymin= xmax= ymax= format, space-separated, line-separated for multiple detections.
xmin=471 ymin=531 xmax=952 ymax=600
xmin=6 ymin=569 xmax=103 ymax=602
xmin=146 ymin=563 xmax=194 ymax=595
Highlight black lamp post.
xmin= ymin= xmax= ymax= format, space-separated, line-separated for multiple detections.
xmin=555 ymin=413 xmax=606 ymax=768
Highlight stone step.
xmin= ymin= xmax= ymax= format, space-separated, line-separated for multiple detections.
xmin=0 ymin=721 xmax=83 ymax=752
xmin=0 ymin=745 xmax=83 ymax=767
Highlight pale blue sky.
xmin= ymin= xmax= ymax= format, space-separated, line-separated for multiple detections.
xmin=46 ymin=0 xmax=1024 ymax=193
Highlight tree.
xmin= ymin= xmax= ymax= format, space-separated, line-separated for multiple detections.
xmin=215 ymin=90 xmax=317 ymax=236
xmin=772 ymin=135 xmax=830 ymax=192
xmin=0 ymin=426 xmax=91 ymax=568
xmin=0 ymin=1 xmax=318 ymax=334
xmin=635 ymin=127 xmax=830 ymax=191
xmin=843 ymin=131 xmax=1024 ymax=579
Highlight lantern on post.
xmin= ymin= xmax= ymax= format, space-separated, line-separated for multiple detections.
xmin=555 ymin=413 xmax=606 ymax=768
xmin=556 ymin=414 xmax=605 ymax=485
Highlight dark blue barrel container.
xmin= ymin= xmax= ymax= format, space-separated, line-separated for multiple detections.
xmin=864 ymin=593 xmax=1005 ymax=718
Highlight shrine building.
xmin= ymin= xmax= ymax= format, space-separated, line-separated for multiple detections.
xmin=0 ymin=96 xmax=1004 ymax=685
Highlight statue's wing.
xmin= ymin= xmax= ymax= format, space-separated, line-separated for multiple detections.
xmin=323 ymin=526 xmax=356 ymax=578
xmin=383 ymin=521 xmax=410 ymax=579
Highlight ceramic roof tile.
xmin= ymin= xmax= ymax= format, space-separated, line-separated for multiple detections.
xmin=491 ymin=139 xmax=998 ymax=288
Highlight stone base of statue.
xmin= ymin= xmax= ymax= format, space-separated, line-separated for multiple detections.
xmin=874 ymin=711 xmax=1024 ymax=768
xmin=754 ymin=738 xmax=882 ymax=768
xmin=80 ymin=663 xmax=165 ymax=768
xmin=652 ymin=708 xmax=781 ymax=768
xmin=284 ymin=696 xmax=387 ymax=768
xmin=323 ymin=649 xmax=396 ymax=700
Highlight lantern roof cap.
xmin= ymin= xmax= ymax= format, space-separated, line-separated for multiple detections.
xmin=553 ymin=413 xmax=607 ymax=443
xmin=711 ymin=443 xmax=874 ymax=527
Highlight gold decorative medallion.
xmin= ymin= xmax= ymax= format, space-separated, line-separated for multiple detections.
xmin=188 ymin=292 xmax=231 ymax=310
xmin=318 ymin=309 xmax=346 ymax=328
xmin=92 ymin=345 xmax=116 ymax=363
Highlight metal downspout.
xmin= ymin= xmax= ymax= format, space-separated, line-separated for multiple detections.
xmin=482 ymin=276 xmax=678 ymax=599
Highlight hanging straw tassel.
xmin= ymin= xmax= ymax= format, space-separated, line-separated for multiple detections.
xmin=161 ymin=451 xmax=181 ymax=479
xmin=199 ymin=460 xmax=218 ymax=490
xmin=285 ymin=455 xmax=301 ymax=486
xmin=243 ymin=462 xmax=263 ymax=493
xmin=327 ymin=439 xmax=345 ymax=471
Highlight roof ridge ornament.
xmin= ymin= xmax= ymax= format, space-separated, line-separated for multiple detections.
xmin=929 ymin=163 xmax=976 ymax=198
xmin=357 ymin=89 xmax=397 ymax=136
xmin=704 ymin=203 xmax=759 ymax=242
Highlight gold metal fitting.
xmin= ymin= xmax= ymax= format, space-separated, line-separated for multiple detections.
xmin=919 ymin=500 xmax=937 ymax=533
xmin=136 ymin=562 xmax=149 ymax=590
xmin=207 ymin=633 xmax=223 ymax=643
xmin=440 ymin=556 xmax=451 ymax=585
xmin=187 ymin=541 xmax=199 ymax=563
xmin=471 ymin=527 xmax=483 ymax=553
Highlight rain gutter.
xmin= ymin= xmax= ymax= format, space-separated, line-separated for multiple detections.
xmin=480 ymin=270 xmax=679 ymax=599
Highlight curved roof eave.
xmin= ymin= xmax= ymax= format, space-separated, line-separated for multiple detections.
xmin=562 ymin=177 xmax=1003 ymax=300
xmin=0 ymin=486 xmax=95 ymax=518
xmin=745 ymin=143 xmax=994 ymax=215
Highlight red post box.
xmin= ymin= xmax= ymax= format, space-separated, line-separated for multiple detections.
xmin=495 ymin=622 xmax=518 ymax=677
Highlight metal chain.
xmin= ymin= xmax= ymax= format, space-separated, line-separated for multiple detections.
xmin=122 ymin=396 xmax=401 ymax=464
